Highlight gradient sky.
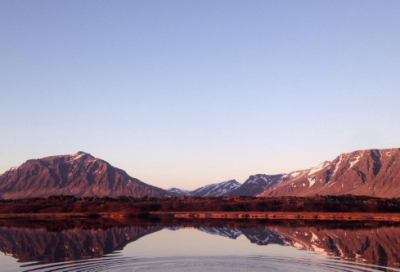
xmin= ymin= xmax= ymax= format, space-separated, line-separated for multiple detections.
xmin=1 ymin=1 xmax=399 ymax=190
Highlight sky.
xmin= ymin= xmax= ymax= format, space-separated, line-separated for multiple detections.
xmin=1 ymin=1 xmax=399 ymax=190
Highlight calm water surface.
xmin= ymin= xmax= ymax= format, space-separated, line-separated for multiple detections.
xmin=0 ymin=219 xmax=400 ymax=272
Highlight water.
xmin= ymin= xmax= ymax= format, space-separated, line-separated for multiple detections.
xmin=1 ymin=219 xmax=399 ymax=272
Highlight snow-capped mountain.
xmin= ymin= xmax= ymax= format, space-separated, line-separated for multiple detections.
xmin=0 ymin=151 xmax=175 ymax=199
xmin=166 ymin=188 xmax=191 ymax=196
xmin=165 ymin=180 xmax=242 ymax=197
xmin=258 ymin=148 xmax=400 ymax=198
xmin=229 ymin=174 xmax=285 ymax=196
xmin=188 ymin=179 xmax=241 ymax=196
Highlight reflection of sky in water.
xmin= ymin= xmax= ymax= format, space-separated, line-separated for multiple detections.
xmin=0 ymin=256 xmax=20 ymax=272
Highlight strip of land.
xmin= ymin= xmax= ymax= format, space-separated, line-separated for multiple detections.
xmin=2 ymin=211 xmax=400 ymax=221
xmin=2 ymin=195 xmax=400 ymax=221
xmin=150 ymin=211 xmax=400 ymax=221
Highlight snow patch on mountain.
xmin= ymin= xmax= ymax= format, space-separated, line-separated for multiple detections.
xmin=290 ymin=171 xmax=302 ymax=179
xmin=309 ymin=161 xmax=330 ymax=175
xmin=308 ymin=175 xmax=317 ymax=187
xmin=349 ymin=153 xmax=363 ymax=168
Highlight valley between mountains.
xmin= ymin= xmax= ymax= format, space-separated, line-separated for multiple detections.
xmin=1 ymin=148 xmax=400 ymax=200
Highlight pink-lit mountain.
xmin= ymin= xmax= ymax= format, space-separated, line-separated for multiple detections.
xmin=0 ymin=152 xmax=174 ymax=199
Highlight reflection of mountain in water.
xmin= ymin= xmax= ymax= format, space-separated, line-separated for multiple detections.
xmin=198 ymin=225 xmax=400 ymax=267
xmin=197 ymin=227 xmax=286 ymax=246
xmin=198 ymin=227 xmax=242 ymax=239
xmin=0 ymin=221 xmax=400 ymax=269
xmin=272 ymin=226 xmax=400 ymax=269
xmin=0 ymin=225 xmax=162 ymax=263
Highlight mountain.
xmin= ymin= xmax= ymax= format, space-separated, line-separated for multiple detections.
xmin=166 ymin=188 xmax=190 ymax=196
xmin=188 ymin=179 xmax=241 ymax=196
xmin=0 ymin=151 xmax=174 ymax=199
xmin=229 ymin=174 xmax=284 ymax=196
xmin=258 ymin=148 xmax=400 ymax=198
xmin=168 ymin=180 xmax=242 ymax=197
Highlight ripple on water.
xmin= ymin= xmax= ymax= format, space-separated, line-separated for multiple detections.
xmin=20 ymin=254 xmax=400 ymax=272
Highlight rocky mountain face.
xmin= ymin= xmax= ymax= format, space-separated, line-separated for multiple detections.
xmin=258 ymin=148 xmax=400 ymax=198
xmin=229 ymin=174 xmax=284 ymax=196
xmin=0 ymin=152 xmax=174 ymax=199
xmin=167 ymin=180 xmax=241 ymax=197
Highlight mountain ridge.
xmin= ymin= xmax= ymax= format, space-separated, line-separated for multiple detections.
xmin=1 ymin=148 xmax=400 ymax=199
xmin=167 ymin=179 xmax=241 ymax=197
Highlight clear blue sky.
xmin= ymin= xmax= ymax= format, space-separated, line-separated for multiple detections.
xmin=1 ymin=1 xmax=399 ymax=190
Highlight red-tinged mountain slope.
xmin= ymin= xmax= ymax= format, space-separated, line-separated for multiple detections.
xmin=259 ymin=148 xmax=400 ymax=198
xmin=0 ymin=152 xmax=174 ymax=199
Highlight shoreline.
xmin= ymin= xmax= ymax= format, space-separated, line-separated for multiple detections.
xmin=150 ymin=211 xmax=400 ymax=221
xmin=1 ymin=211 xmax=400 ymax=221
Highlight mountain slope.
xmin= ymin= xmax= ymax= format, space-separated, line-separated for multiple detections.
xmin=188 ymin=179 xmax=241 ymax=196
xmin=230 ymin=174 xmax=284 ymax=196
xmin=259 ymin=148 xmax=400 ymax=198
xmin=0 ymin=152 xmax=174 ymax=199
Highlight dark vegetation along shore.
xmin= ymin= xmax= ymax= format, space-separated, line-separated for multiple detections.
xmin=1 ymin=195 xmax=400 ymax=221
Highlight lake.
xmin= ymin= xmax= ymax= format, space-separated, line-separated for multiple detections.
xmin=1 ymin=219 xmax=400 ymax=272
